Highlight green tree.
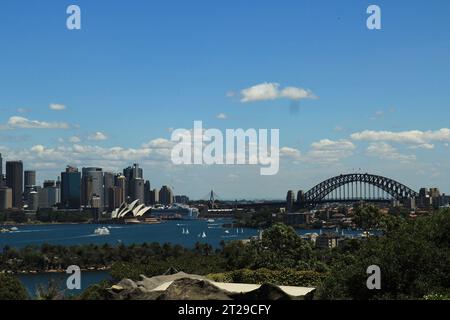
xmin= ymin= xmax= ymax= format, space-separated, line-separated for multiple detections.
xmin=0 ymin=274 xmax=28 ymax=300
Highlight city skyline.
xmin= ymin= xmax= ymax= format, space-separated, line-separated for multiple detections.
xmin=1 ymin=1 xmax=450 ymax=199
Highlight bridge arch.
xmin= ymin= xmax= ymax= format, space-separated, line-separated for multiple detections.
xmin=303 ymin=173 xmax=418 ymax=204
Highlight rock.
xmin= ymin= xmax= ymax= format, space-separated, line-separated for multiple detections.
xmin=158 ymin=278 xmax=233 ymax=300
xmin=232 ymin=283 xmax=293 ymax=300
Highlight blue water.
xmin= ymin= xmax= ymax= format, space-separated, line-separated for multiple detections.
xmin=0 ymin=219 xmax=364 ymax=249
xmin=18 ymin=271 xmax=111 ymax=298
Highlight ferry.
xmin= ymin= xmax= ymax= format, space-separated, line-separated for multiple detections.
xmin=94 ymin=227 xmax=110 ymax=236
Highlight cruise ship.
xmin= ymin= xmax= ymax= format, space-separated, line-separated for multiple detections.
xmin=150 ymin=204 xmax=199 ymax=220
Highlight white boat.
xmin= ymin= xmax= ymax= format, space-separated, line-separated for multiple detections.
xmin=201 ymin=231 xmax=207 ymax=238
xmin=182 ymin=228 xmax=185 ymax=234
xmin=207 ymin=219 xmax=215 ymax=223
xmin=94 ymin=227 xmax=110 ymax=236
xmin=241 ymin=228 xmax=244 ymax=233
xmin=224 ymin=230 xmax=230 ymax=234
xmin=10 ymin=227 xmax=18 ymax=231
xmin=0 ymin=228 xmax=10 ymax=233
xmin=185 ymin=229 xmax=189 ymax=235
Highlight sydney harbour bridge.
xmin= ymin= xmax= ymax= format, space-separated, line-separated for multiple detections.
xmin=296 ymin=173 xmax=418 ymax=207
xmin=206 ymin=173 xmax=418 ymax=209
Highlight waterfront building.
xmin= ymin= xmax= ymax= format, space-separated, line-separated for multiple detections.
xmin=6 ymin=160 xmax=23 ymax=209
xmin=283 ymin=212 xmax=312 ymax=226
xmin=61 ymin=166 xmax=81 ymax=209
xmin=27 ymin=190 xmax=39 ymax=211
xmin=132 ymin=177 xmax=145 ymax=204
xmin=159 ymin=185 xmax=173 ymax=205
xmin=174 ymin=195 xmax=189 ymax=204
xmin=0 ymin=187 xmax=12 ymax=210
xmin=123 ymin=163 xmax=143 ymax=201
xmin=144 ymin=180 xmax=151 ymax=206
xmin=38 ymin=182 xmax=60 ymax=209
xmin=286 ymin=190 xmax=295 ymax=212
xmin=316 ymin=233 xmax=340 ymax=249
xmin=108 ymin=186 xmax=123 ymax=211
xmin=82 ymin=167 xmax=104 ymax=208
xmin=103 ymin=172 xmax=114 ymax=210
xmin=150 ymin=188 xmax=159 ymax=205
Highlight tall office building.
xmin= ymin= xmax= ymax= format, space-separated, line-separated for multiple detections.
xmin=115 ymin=174 xmax=127 ymax=204
xmin=61 ymin=166 xmax=81 ymax=209
xmin=159 ymin=185 xmax=173 ymax=205
xmin=6 ymin=161 xmax=23 ymax=209
xmin=132 ymin=178 xmax=145 ymax=204
xmin=286 ymin=190 xmax=295 ymax=212
xmin=24 ymin=170 xmax=36 ymax=187
xmin=123 ymin=163 xmax=143 ymax=201
xmin=108 ymin=186 xmax=123 ymax=211
xmin=144 ymin=180 xmax=151 ymax=206
xmin=103 ymin=172 xmax=114 ymax=209
xmin=38 ymin=182 xmax=60 ymax=209
xmin=150 ymin=188 xmax=159 ymax=205
xmin=81 ymin=175 xmax=93 ymax=206
xmin=82 ymin=167 xmax=104 ymax=208
xmin=0 ymin=187 xmax=12 ymax=210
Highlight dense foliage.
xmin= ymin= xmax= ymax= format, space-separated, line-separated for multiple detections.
xmin=0 ymin=273 xmax=29 ymax=300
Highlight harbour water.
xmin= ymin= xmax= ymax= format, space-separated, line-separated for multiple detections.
xmin=0 ymin=219 xmax=365 ymax=249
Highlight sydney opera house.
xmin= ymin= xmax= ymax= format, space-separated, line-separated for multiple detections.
xmin=111 ymin=200 xmax=151 ymax=220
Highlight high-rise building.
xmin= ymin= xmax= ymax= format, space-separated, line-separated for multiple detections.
xmin=132 ymin=178 xmax=145 ymax=204
xmin=115 ymin=174 xmax=127 ymax=204
xmin=82 ymin=167 xmax=104 ymax=208
xmin=27 ymin=190 xmax=39 ymax=211
xmin=6 ymin=161 xmax=23 ymax=209
xmin=61 ymin=166 xmax=81 ymax=209
xmin=123 ymin=164 xmax=143 ymax=200
xmin=0 ymin=153 xmax=3 ymax=183
xmin=150 ymin=188 xmax=159 ymax=205
xmin=159 ymin=185 xmax=173 ymax=205
xmin=38 ymin=184 xmax=60 ymax=209
xmin=286 ymin=190 xmax=295 ymax=212
xmin=108 ymin=186 xmax=123 ymax=211
xmin=103 ymin=172 xmax=114 ymax=209
xmin=174 ymin=195 xmax=189 ymax=204
xmin=0 ymin=187 xmax=12 ymax=210
xmin=24 ymin=170 xmax=36 ymax=187
xmin=144 ymin=180 xmax=151 ymax=206
xmin=297 ymin=190 xmax=305 ymax=207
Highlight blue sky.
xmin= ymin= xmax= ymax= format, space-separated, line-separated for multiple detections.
xmin=0 ymin=0 xmax=449 ymax=199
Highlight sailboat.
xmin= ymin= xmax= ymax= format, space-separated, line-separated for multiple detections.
xmin=241 ymin=228 xmax=244 ymax=233
xmin=201 ymin=231 xmax=207 ymax=238
xmin=185 ymin=229 xmax=189 ymax=235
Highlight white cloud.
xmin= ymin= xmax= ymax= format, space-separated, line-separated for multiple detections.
xmin=216 ymin=113 xmax=228 ymax=120
xmin=366 ymin=142 xmax=416 ymax=162
xmin=69 ymin=136 xmax=81 ymax=143
xmin=49 ymin=103 xmax=66 ymax=111
xmin=280 ymin=147 xmax=301 ymax=160
xmin=303 ymin=139 xmax=356 ymax=164
xmin=87 ymin=132 xmax=108 ymax=141
xmin=0 ymin=116 xmax=70 ymax=130
xmin=142 ymin=138 xmax=173 ymax=149
xmin=351 ymin=128 xmax=450 ymax=145
xmin=239 ymin=82 xmax=317 ymax=103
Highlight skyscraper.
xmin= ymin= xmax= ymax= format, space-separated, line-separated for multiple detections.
xmin=159 ymin=185 xmax=173 ymax=205
xmin=82 ymin=167 xmax=104 ymax=208
xmin=144 ymin=180 xmax=151 ymax=206
xmin=123 ymin=163 xmax=143 ymax=201
xmin=103 ymin=172 xmax=114 ymax=209
xmin=150 ymin=188 xmax=159 ymax=205
xmin=24 ymin=170 xmax=36 ymax=187
xmin=61 ymin=166 xmax=81 ymax=209
xmin=6 ymin=161 xmax=23 ymax=208
xmin=132 ymin=178 xmax=145 ymax=204
xmin=286 ymin=190 xmax=295 ymax=212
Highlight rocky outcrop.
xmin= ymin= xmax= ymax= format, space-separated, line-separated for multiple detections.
xmin=105 ymin=272 xmax=315 ymax=300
